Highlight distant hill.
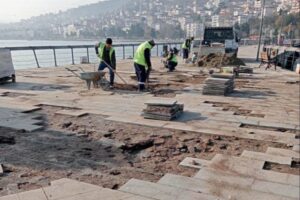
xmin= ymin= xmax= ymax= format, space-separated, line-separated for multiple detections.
xmin=19 ymin=0 xmax=130 ymax=25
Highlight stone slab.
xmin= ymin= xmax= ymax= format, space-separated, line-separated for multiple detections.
xmin=266 ymin=147 xmax=300 ymax=159
xmin=251 ymin=180 xmax=300 ymax=199
xmin=60 ymin=188 xmax=153 ymax=200
xmin=198 ymin=154 xmax=299 ymax=186
xmin=0 ymin=195 xmax=18 ymax=200
xmin=43 ymin=179 xmax=102 ymax=200
xmin=179 ymin=157 xmax=211 ymax=169
xmin=55 ymin=110 xmax=88 ymax=117
xmin=17 ymin=189 xmax=48 ymax=200
xmin=241 ymin=150 xmax=293 ymax=165
xmin=158 ymin=174 xmax=289 ymax=200
xmin=145 ymin=99 xmax=177 ymax=106
xmin=119 ymin=178 xmax=218 ymax=200
xmin=196 ymin=167 xmax=255 ymax=188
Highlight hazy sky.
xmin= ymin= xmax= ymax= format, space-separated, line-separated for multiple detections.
xmin=0 ymin=0 xmax=102 ymax=23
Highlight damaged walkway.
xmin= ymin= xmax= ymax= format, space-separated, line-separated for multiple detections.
xmin=0 ymin=46 xmax=299 ymax=199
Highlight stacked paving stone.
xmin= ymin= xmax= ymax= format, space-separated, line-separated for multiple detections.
xmin=142 ymin=99 xmax=184 ymax=121
xmin=202 ymin=73 xmax=235 ymax=96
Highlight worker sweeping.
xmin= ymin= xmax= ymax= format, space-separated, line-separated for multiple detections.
xmin=133 ymin=40 xmax=156 ymax=91
xmin=164 ymin=47 xmax=179 ymax=72
xmin=95 ymin=38 xmax=116 ymax=89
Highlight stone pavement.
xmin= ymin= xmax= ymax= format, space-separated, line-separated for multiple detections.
xmin=0 ymin=47 xmax=298 ymax=146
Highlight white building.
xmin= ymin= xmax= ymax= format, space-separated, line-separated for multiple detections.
xmin=186 ymin=23 xmax=204 ymax=38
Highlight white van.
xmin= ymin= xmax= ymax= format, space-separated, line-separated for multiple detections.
xmin=0 ymin=48 xmax=16 ymax=83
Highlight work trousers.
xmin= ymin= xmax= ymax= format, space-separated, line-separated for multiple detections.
xmin=134 ymin=63 xmax=147 ymax=91
xmin=98 ymin=62 xmax=115 ymax=86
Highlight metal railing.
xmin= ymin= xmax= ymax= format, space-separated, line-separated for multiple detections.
xmin=4 ymin=42 xmax=182 ymax=69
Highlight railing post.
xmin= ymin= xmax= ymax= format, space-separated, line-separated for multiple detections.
xmin=53 ymin=48 xmax=57 ymax=67
xmin=71 ymin=48 xmax=75 ymax=65
xmin=86 ymin=47 xmax=90 ymax=63
xmin=123 ymin=45 xmax=125 ymax=59
xmin=157 ymin=45 xmax=159 ymax=56
xmin=132 ymin=45 xmax=135 ymax=58
xmin=33 ymin=49 xmax=40 ymax=68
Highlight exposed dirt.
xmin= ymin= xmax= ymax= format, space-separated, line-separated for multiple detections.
xmin=198 ymin=54 xmax=246 ymax=68
xmin=0 ymin=104 xmax=294 ymax=196
xmin=204 ymin=101 xmax=266 ymax=119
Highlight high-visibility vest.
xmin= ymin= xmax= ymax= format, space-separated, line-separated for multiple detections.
xmin=134 ymin=41 xmax=153 ymax=69
xmin=182 ymin=42 xmax=187 ymax=49
xmin=98 ymin=42 xmax=115 ymax=61
xmin=170 ymin=54 xmax=178 ymax=63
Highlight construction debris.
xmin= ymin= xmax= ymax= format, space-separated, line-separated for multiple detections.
xmin=142 ymin=100 xmax=184 ymax=121
xmin=202 ymin=74 xmax=235 ymax=96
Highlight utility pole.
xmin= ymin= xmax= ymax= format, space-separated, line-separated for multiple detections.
xmin=256 ymin=0 xmax=266 ymax=61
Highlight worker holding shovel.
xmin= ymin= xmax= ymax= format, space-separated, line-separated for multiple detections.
xmin=133 ymin=40 xmax=156 ymax=92
xmin=95 ymin=38 xmax=116 ymax=89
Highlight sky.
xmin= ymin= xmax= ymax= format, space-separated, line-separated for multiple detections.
xmin=0 ymin=0 xmax=102 ymax=23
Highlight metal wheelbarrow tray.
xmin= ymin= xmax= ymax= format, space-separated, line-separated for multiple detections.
xmin=66 ymin=67 xmax=108 ymax=90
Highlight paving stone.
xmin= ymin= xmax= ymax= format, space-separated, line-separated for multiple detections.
xmin=145 ymin=99 xmax=177 ymax=107
xmin=179 ymin=157 xmax=211 ymax=169
xmin=55 ymin=110 xmax=88 ymax=117
xmin=17 ymin=188 xmax=48 ymax=200
xmin=251 ymin=180 xmax=299 ymax=199
xmin=241 ymin=150 xmax=293 ymax=165
xmin=258 ymin=121 xmax=297 ymax=131
xmin=0 ymin=195 xmax=18 ymax=200
xmin=195 ymin=167 xmax=255 ymax=188
xmin=158 ymin=174 xmax=288 ymax=200
xmin=197 ymin=154 xmax=299 ymax=186
xmin=60 ymin=188 xmax=152 ymax=200
xmin=119 ymin=179 xmax=219 ymax=200
xmin=292 ymin=144 xmax=300 ymax=152
xmin=266 ymin=147 xmax=300 ymax=159
xmin=43 ymin=179 xmax=102 ymax=200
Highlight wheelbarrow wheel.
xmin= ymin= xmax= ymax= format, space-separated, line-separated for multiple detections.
xmin=98 ymin=78 xmax=110 ymax=91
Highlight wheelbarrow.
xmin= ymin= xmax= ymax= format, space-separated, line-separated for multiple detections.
xmin=66 ymin=67 xmax=109 ymax=90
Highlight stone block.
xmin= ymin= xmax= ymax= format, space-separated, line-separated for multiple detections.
xmin=55 ymin=110 xmax=88 ymax=117
xmin=179 ymin=157 xmax=211 ymax=169
xmin=266 ymin=147 xmax=300 ymax=159
xmin=120 ymin=178 xmax=218 ymax=200
xmin=158 ymin=174 xmax=286 ymax=200
xmin=241 ymin=150 xmax=292 ymax=165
